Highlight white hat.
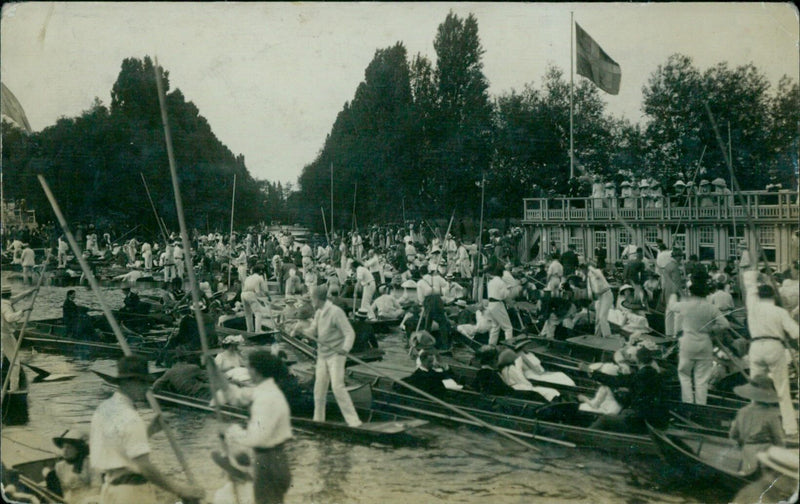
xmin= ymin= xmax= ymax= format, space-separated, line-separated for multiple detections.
xmin=619 ymin=284 xmax=634 ymax=293
xmin=639 ymin=180 xmax=649 ymax=188
xmin=604 ymin=182 xmax=614 ymax=188
xmin=711 ymin=178 xmax=726 ymax=187
xmin=620 ymin=181 xmax=632 ymax=187
xmin=222 ymin=335 xmax=245 ymax=346
xmin=699 ymin=179 xmax=710 ymax=186
xmin=757 ymin=446 xmax=799 ymax=479
xmin=673 ymin=180 xmax=686 ymax=187
xmin=401 ymin=279 xmax=417 ymax=289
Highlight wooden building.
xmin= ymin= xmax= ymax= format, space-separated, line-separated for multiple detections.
xmin=521 ymin=190 xmax=799 ymax=272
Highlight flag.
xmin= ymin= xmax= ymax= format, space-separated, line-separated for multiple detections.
xmin=575 ymin=23 xmax=621 ymax=95
xmin=1 ymin=83 xmax=32 ymax=133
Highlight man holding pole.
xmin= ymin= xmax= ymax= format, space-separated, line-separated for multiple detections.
xmin=1 ymin=285 xmax=35 ymax=393
xmin=90 ymin=355 xmax=205 ymax=504
xmin=292 ymin=285 xmax=362 ymax=427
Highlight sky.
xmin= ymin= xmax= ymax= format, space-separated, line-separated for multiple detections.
xmin=1 ymin=2 xmax=798 ymax=184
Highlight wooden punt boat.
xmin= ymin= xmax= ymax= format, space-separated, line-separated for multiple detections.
xmin=8 ymin=457 xmax=68 ymax=504
xmin=152 ymin=386 xmax=429 ymax=447
xmin=647 ymin=423 xmax=759 ymax=492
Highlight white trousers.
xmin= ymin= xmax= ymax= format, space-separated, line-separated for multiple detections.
xmin=484 ymin=301 xmax=513 ymax=345
xmin=749 ymin=340 xmax=797 ymax=435
xmin=314 ymin=354 xmax=362 ymax=426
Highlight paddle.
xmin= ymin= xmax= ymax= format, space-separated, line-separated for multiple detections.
xmin=296 ymin=331 xmax=553 ymax=452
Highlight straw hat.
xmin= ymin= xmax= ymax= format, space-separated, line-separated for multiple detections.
xmin=734 ymin=375 xmax=779 ymax=403
xmin=222 ymin=335 xmax=245 ymax=346
xmin=674 ymin=180 xmax=686 ymax=187
xmin=53 ymin=429 xmax=89 ymax=449
xmin=639 ymin=180 xmax=650 ymax=188
xmin=454 ymin=299 xmax=467 ymax=308
xmin=619 ymin=284 xmax=634 ymax=294
xmin=354 ymin=309 xmax=369 ymax=319
xmin=620 ymin=180 xmax=632 ymax=187
xmin=757 ymin=446 xmax=799 ymax=479
xmin=401 ymin=279 xmax=417 ymax=289
xmin=699 ymin=179 xmax=710 ymax=186
xmin=712 ymin=178 xmax=727 ymax=187
xmin=604 ymin=182 xmax=614 ymax=188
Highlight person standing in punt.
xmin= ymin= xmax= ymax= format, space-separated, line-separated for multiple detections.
xmin=292 ymin=285 xmax=362 ymax=427
xmin=222 ymin=350 xmax=293 ymax=504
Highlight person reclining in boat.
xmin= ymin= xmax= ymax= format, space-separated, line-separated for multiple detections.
xmin=576 ymin=364 xmax=625 ymax=416
xmin=471 ymin=345 xmax=518 ymax=396
xmin=44 ymin=429 xmax=93 ymax=502
xmin=350 ymin=309 xmax=379 ymax=354
xmin=496 ymin=349 xmax=560 ymax=402
xmin=397 ymin=349 xmax=462 ymax=398
xmin=153 ymin=351 xmax=211 ymax=400
xmin=608 ymin=284 xmax=650 ymax=333
xmin=729 ymin=375 xmax=785 ymax=474
xmin=63 ymin=289 xmax=97 ymax=340
xmin=586 ymin=347 xmax=668 ymax=433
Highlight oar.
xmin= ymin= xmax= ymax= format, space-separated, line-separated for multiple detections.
xmin=298 ymin=332 xmax=544 ymax=452
xmin=1 ymin=249 xmax=50 ymax=403
xmin=38 ymin=176 xmax=200 ymax=494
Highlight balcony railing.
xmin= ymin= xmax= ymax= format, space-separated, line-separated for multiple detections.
xmin=523 ymin=191 xmax=799 ymax=223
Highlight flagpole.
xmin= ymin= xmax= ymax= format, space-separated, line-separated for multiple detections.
xmin=569 ymin=11 xmax=574 ymax=180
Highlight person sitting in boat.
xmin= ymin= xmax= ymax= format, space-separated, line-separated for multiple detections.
xmin=215 ymin=335 xmax=247 ymax=374
xmin=120 ymin=286 xmax=149 ymax=314
xmin=729 ymin=375 xmax=785 ymax=474
xmin=642 ymin=270 xmax=661 ymax=309
xmin=153 ymin=350 xmax=211 ymax=400
xmin=398 ymin=349 xmax=461 ymax=398
xmin=370 ymin=281 xmax=405 ymax=319
xmin=577 ymin=371 xmax=623 ymax=416
xmin=610 ymin=284 xmax=650 ymax=333
xmin=350 ymin=309 xmax=379 ymax=354
xmin=587 ymin=347 xmax=668 ymax=433
xmin=63 ymin=289 xmax=96 ymax=340
xmin=496 ymin=349 xmax=560 ymax=402
xmin=44 ymin=429 xmax=94 ymax=502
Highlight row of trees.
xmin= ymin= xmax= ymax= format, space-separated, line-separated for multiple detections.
xmin=297 ymin=12 xmax=798 ymax=229
xmin=2 ymin=56 xmax=293 ymax=237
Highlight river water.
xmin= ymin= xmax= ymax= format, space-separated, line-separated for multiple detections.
xmin=2 ymin=276 xmax=728 ymax=504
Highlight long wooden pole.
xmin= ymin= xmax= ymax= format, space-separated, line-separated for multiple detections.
xmin=140 ymin=172 xmax=169 ymax=244
xmin=352 ymin=181 xmax=358 ymax=232
xmin=569 ymin=11 xmax=574 ymax=179
xmin=152 ymin=60 xmax=237 ymax=501
xmin=321 ymin=206 xmax=330 ymax=245
xmin=227 ymin=174 xmax=237 ymax=289
xmin=330 ymin=162 xmax=334 ymax=236
xmin=671 ymin=145 xmax=706 ymax=235
xmin=1 ymin=250 xmax=50 ymax=402
xmin=728 ymin=121 xmax=738 ymax=242
xmin=299 ymin=333 xmax=544 ymax=451
xmin=38 ymin=175 xmax=198 ymax=486
xmin=474 ymin=174 xmax=486 ymax=302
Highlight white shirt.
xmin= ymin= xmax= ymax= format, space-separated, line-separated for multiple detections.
xmin=226 ymin=378 xmax=292 ymax=449
xmin=356 ymin=266 xmax=374 ymax=286
xmin=546 ymin=260 xmax=563 ymax=280
xmin=242 ymin=273 xmax=268 ymax=296
xmin=20 ymin=247 xmax=35 ymax=267
xmin=90 ymin=392 xmax=150 ymax=472
xmin=487 ymin=276 xmax=509 ymax=301
xmin=743 ymin=270 xmax=799 ymax=341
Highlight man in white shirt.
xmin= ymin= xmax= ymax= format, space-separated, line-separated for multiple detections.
xmin=173 ymin=241 xmax=185 ymax=279
xmin=140 ymin=242 xmax=152 ymax=271
xmin=485 ymin=265 xmax=514 ymax=345
xmin=90 ymin=356 xmax=204 ymax=504
xmin=582 ymin=263 xmax=613 ymax=338
xmin=1 ymin=285 xmax=35 ymax=391
xmin=241 ymin=265 xmax=271 ymax=333
xmin=546 ymin=253 xmax=564 ymax=298
xmin=293 ymin=286 xmax=362 ymax=427
xmin=20 ymin=243 xmax=36 ymax=284
xmin=223 ymin=350 xmax=293 ymax=504
xmin=742 ymin=269 xmax=799 ymax=437
xmin=355 ymin=260 xmax=377 ymax=319
xmin=57 ymin=235 xmax=70 ymax=268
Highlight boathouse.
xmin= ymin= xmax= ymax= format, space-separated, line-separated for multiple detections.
xmin=521 ymin=190 xmax=799 ymax=272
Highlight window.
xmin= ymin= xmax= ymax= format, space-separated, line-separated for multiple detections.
xmin=759 ymin=226 xmax=777 ymax=263
xmin=548 ymin=231 xmax=562 ymax=256
xmin=699 ymin=226 xmax=716 ymax=261
xmin=618 ymin=229 xmax=631 ymax=246
xmin=569 ymin=236 xmax=584 ymax=256
xmin=672 ymin=234 xmax=686 ymax=252
xmin=644 ymin=227 xmax=659 ymax=245
xmin=594 ymin=230 xmax=607 ymax=251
